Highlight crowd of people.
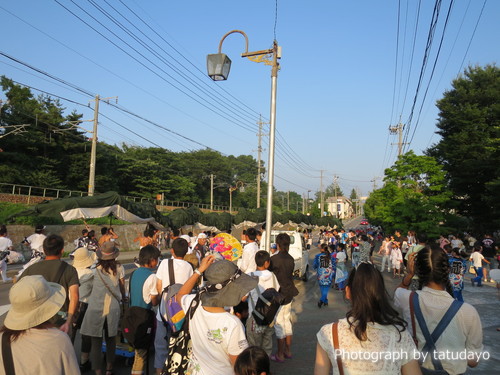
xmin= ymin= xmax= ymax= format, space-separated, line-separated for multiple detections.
xmin=0 ymin=223 xmax=498 ymax=375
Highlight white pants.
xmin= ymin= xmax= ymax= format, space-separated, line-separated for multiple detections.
xmin=380 ymin=255 xmax=390 ymax=272
xmin=274 ymin=302 xmax=293 ymax=339
xmin=0 ymin=260 xmax=9 ymax=281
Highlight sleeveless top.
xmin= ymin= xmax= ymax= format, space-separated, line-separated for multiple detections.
xmin=130 ymin=267 xmax=154 ymax=309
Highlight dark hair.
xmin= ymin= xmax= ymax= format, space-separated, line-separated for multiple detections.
xmin=473 ymin=244 xmax=482 ymax=252
xmin=81 ymin=229 xmax=88 ymax=235
xmin=188 ymin=231 xmax=193 ymax=237
xmin=417 ymin=233 xmax=428 ymax=243
xmin=233 ymin=300 xmax=248 ymax=316
xmin=415 ymin=245 xmax=452 ymax=295
xmin=97 ymin=259 xmax=119 ymax=276
xmin=234 ymin=346 xmax=270 ymax=375
xmin=101 ymin=227 xmax=108 ymax=235
xmin=43 ymin=234 xmax=64 ymax=256
xmin=346 ymin=263 xmax=407 ymax=341
xmin=443 ymin=244 xmax=452 ymax=253
xmin=361 ymin=234 xmax=368 ymax=242
xmin=0 ymin=321 xmax=54 ymax=342
xmin=337 ymin=243 xmax=346 ymax=251
xmin=172 ymin=238 xmax=189 ymax=257
xmin=138 ymin=245 xmax=160 ymax=266
xmin=276 ymin=233 xmax=290 ymax=252
xmin=255 ymin=250 xmax=271 ymax=267
xmin=246 ymin=228 xmax=257 ymax=241
xmin=88 ymin=230 xmax=95 ymax=238
xmin=0 ymin=225 xmax=7 ymax=236
xmin=172 ymin=228 xmax=180 ymax=237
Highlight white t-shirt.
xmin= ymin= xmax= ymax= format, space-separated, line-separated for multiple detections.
xmin=142 ymin=273 xmax=159 ymax=304
xmin=181 ymin=294 xmax=248 ymax=375
xmin=247 ymin=270 xmax=280 ymax=315
xmin=336 ymin=251 xmax=346 ymax=263
xmin=0 ymin=328 xmax=79 ymax=375
xmin=470 ymin=252 xmax=484 ymax=268
xmin=26 ymin=233 xmax=46 ymax=253
xmin=394 ymin=287 xmax=483 ymax=375
xmin=240 ymin=242 xmax=259 ymax=273
xmin=156 ymin=258 xmax=193 ymax=320
xmin=317 ymin=318 xmax=416 ymax=375
xmin=0 ymin=237 xmax=13 ymax=252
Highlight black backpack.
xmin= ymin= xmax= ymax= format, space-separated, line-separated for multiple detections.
xmin=249 ymin=273 xmax=285 ymax=326
xmin=122 ymin=270 xmax=156 ymax=349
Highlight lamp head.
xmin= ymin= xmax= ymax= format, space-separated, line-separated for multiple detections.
xmin=207 ymin=53 xmax=232 ymax=81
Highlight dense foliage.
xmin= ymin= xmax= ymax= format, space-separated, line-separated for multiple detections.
xmin=427 ymin=65 xmax=500 ymax=231
xmin=364 ymin=151 xmax=452 ymax=236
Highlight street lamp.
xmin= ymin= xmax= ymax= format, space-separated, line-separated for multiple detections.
xmin=229 ymin=181 xmax=245 ymax=215
xmin=208 ymin=30 xmax=281 ymax=252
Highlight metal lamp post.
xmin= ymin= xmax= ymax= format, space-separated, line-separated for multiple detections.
xmin=207 ymin=30 xmax=281 ymax=252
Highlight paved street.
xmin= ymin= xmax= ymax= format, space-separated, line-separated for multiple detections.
xmin=1 ymin=239 xmax=499 ymax=374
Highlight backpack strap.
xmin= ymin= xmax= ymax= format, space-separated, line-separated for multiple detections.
xmin=168 ymin=258 xmax=175 ymax=286
xmin=54 ymin=261 xmax=68 ymax=285
xmin=2 ymin=332 xmax=15 ymax=375
xmin=409 ymin=291 xmax=418 ymax=346
xmin=332 ymin=322 xmax=344 ymax=375
xmin=411 ymin=292 xmax=463 ymax=371
xmin=127 ymin=269 xmax=136 ymax=308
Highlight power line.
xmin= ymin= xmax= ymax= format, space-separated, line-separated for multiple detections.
xmin=457 ymin=0 xmax=487 ymax=75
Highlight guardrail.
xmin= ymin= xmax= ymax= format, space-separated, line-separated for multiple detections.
xmin=0 ymin=183 xmax=232 ymax=212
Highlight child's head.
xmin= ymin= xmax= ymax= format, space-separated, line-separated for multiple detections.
xmin=138 ymin=245 xmax=160 ymax=267
xmin=451 ymin=247 xmax=461 ymax=257
xmin=320 ymin=243 xmax=328 ymax=253
xmin=172 ymin=238 xmax=189 ymax=258
xmin=246 ymin=228 xmax=257 ymax=242
xmin=233 ymin=300 xmax=249 ymax=323
xmin=234 ymin=346 xmax=270 ymax=375
xmin=337 ymin=243 xmax=345 ymax=251
xmin=443 ymin=244 xmax=452 ymax=254
xmin=255 ymin=250 xmax=271 ymax=270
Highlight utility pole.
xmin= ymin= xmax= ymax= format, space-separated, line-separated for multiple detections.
xmin=210 ymin=174 xmax=215 ymax=211
xmin=389 ymin=123 xmax=405 ymax=158
xmin=88 ymin=95 xmax=117 ymax=196
xmin=302 ymin=193 xmax=305 ymax=214
xmin=255 ymin=115 xmax=267 ymax=208
xmin=287 ymin=191 xmax=290 ymax=211
xmin=370 ymin=176 xmax=381 ymax=191
xmin=320 ymin=170 xmax=324 ymax=217
xmin=333 ymin=175 xmax=339 ymax=218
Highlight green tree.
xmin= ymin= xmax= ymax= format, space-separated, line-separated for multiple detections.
xmin=349 ymin=188 xmax=359 ymax=214
xmin=364 ymin=151 xmax=451 ymax=236
xmin=427 ymin=65 xmax=500 ymax=230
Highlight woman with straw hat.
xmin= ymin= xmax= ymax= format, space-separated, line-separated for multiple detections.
xmin=0 ymin=275 xmax=80 ymax=374
xmin=72 ymin=246 xmax=97 ymax=371
xmin=80 ymin=241 xmax=126 ymax=375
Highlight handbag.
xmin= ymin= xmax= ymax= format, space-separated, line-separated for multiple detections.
xmin=409 ymin=292 xmax=463 ymax=375
xmin=73 ymin=301 xmax=89 ymax=330
xmin=468 ymin=265 xmax=476 ymax=275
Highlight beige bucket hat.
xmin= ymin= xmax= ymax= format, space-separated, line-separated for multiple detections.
xmin=72 ymin=247 xmax=96 ymax=269
xmin=5 ymin=275 xmax=66 ymax=330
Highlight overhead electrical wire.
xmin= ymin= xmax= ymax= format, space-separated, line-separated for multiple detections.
xmin=0 ymin=5 xmax=255 ymax=144
xmin=54 ymin=0 xmax=258 ymax=134
xmin=84 ymin=0 xmax=259 ymax=130
xmin=457 ymin=0 xmax=487 ymax=75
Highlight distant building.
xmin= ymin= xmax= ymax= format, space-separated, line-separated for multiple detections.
xmin=326 ymin=196 xmax=354 ymax=219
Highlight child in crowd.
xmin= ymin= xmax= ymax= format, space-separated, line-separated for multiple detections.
xmin=234 ymin=300 xmax=249 ymax=328
xmin=335 ymin=243 xmax=348 ymax=291
xmin=129 ymin=245 xmax=160 ymax=375
xmin=313 ymin=244 xmax=335 ymax=308
xmin=390 ymin=241 xmax=403 ymax=277
xmin=234 ymin=346 xmax=270 ymax=375
xmin=247 ymin=251 xmax=280 ymax=356
xmin=449 ymin=248 xmax=467 ymax=301
xmin=154 ymin=238 xmax=193 ymax=374
xmin=351 ymin=239 xmax=360 ymax=269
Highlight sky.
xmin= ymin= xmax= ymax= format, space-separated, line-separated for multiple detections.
xmin=1 ymin=0 xmax=498 ymax=199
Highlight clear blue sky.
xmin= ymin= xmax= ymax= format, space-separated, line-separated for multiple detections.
xmin=1 ymin=0 xmax=498 ymax=198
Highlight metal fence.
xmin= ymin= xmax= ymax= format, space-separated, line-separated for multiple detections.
xmin=0 ymin=183 xmax=231 ymax=212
